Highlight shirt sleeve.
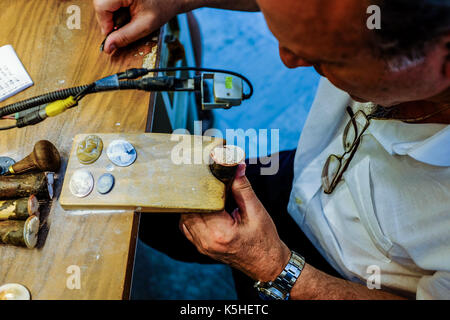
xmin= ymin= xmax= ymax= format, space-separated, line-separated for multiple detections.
xmin=416 ymin=271 xmax=450 ymax=300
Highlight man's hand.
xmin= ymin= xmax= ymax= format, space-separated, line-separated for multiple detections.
xmin=94 ymin=0 xmax=259 ymax=54
xmin=180 ymin=163 xmax=408 ymax=300
xmin=93 ymin=0 xmax=184 ymax=54
xmin=180 ymin=163 xmax=291 ymax=282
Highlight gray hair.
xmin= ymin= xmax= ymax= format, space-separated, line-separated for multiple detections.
xmin=372 ymin=0 xmax=450 ymax=71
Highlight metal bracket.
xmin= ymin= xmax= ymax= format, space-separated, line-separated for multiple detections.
xmin=201 ymin=73 xmax=244 ymax=110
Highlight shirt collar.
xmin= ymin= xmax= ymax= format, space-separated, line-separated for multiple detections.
xmin=366 ymin=115 xmax=450 ymax=167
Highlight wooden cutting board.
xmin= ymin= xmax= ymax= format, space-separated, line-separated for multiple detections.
xmin=59 ymin=133 xmax=226 ymax=213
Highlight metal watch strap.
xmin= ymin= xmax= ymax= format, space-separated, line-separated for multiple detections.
xmin=254 ymin=251 xmax=305 ymax=300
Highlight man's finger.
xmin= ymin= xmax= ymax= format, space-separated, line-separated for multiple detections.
xmin=93 ymin=0 xmax=123 ymax=35
xmin=103 ymin=14 xmax=153 ymax=53
xmin=95 ymin=9 xmax=115 ymax=35
xmin=231 ymin=208 xmax=242 ymax=224
xmin=180 ymin=213 xmax=205 ymax=234
xmin=201 ymin=209 xmax=235 ymax=228
xmin=180 ymin=223 xmax=194 ymax=243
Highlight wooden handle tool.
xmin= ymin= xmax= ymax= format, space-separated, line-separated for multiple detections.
xmin=0 ymin=172 xmax=55 ymax=200
xmin=9 ymin=140 xmax=60 ymax=175
xmin=0 ymin=195 xmax=40 ymax=221
xmin=0 ymin=215 xmax=39 ymax=248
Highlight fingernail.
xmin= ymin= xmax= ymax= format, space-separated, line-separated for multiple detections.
xmin=236 ymin=163 xmax=246 ymax=178
xmin=231 ymin=208 xmax=241 ymax=223
xmin=109 ymin=44 xmax=117 ymax=53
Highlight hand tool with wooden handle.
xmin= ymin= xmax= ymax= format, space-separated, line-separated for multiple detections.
xmin=0 ymin=172 xmax=55 ymax=200
xmin=0 ymin=215 xmax=39 ymax=248
xmin=8 ymin=140 xmax=60 ymax=175
xmin=0 ymin=195 xmax=40 ymax=221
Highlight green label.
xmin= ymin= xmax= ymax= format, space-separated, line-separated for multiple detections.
xmin=225 ymin=76 xmax=233 ymax=89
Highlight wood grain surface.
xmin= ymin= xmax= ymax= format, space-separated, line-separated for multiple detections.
xmin=0 ymin=0 xmax=159 ymax=299
xmin=60 ymin=133 xmax=226 ymax=212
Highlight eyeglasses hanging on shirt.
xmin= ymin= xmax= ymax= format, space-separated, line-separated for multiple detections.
xmin=321 ymin=103 xmax=450 ymax=194
xmin=321 ymin=107 xmax=371 ymax=194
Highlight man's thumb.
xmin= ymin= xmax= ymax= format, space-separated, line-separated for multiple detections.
xmin=231 ymin=164 xmax=261 ymax=218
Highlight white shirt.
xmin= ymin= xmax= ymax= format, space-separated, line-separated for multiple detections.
xmin=288 ymin=78 xmax=450 ymax=299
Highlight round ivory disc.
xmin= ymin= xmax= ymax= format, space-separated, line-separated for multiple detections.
xmin=69 ymin=169 xmax=94 ymax=198
xmin=0 ymin=283 xmax=31 ymax=300
xmin=76 ymin=135 xmax=104 ymax=165
xmin=97 ymin=173 xmax=115 ymax=195
xmin=28 ymin=195 xmax=39 ymax=217
xmin=24 ymin=215 xmax=39 ymax=249
xmin=211 ymin=145 xmax=246 ymax=166
xmin=106 ymin=140 xmax=137 ymax=167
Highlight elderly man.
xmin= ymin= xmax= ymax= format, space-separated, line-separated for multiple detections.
xmin=94 ymin=0 xmax=450 ymax=299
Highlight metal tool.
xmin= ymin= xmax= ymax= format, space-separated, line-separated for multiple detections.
xmin=8 ymin=140 xmax=60 ymax=175
xmin=0 ymin=172 xmax=53 ymax=200
xmin=46 ymin=172 xmax=55 ymax=200
xmin=106 ymin=140 xmax=137 ymax=167
xmin=97 ymin=173 xmax=115 ymax=194
xmin=100 ymin=7 xmax=132 ymax=52
xmin=0 ymin=157 xmax=15 ymax=175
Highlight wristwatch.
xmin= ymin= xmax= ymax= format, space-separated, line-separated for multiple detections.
xmin=254 ymin=251 xmax=305 ymax=300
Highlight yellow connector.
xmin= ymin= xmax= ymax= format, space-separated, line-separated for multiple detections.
xmin=45 ymin=96 xmax=77 ymax=117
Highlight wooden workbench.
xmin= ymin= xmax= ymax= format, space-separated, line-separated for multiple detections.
xmin=0 ymin=0 xmax=160 ymax=299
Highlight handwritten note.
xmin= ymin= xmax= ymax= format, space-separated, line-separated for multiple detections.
xmin=0 ymin=45 xmax=33 ymax=102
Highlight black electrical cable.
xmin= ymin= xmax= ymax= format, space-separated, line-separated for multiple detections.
xmin=0 ymin=67 xmax=253 ymax=117
xmin=0 ymin=125 xmax=17 ymax=131
xmin=117 ymin=67 xmax=253 ymax=99
xmin=0 ymin=85 xmax=91 ymax=117
xmin=0 ymin=83 xmax=121 ymax=117
xmin=74 ymin=83 xmax=96 ymax=101
xmin=144 ymin=67 xmax=254 ymax=100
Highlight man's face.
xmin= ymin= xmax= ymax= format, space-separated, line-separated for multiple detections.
xmin=257 ymin=0 xmax=450 ymax=106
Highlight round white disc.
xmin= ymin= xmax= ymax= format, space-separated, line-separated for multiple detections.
xmin=211 ymin=145 xmax=245 ymax=166
xmin=69 ymin=169 xmax=94 ymax=198
xmin=106 ymin=140 xmax=137 ymax=167
xmin=0 ymin=283 xmax=31 ymax=300
xmin=24 ymin=216 xmax=39 ymax=249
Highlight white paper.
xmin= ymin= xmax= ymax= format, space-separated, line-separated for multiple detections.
xmin=0 ymin=45 xmax=33 ymax=102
